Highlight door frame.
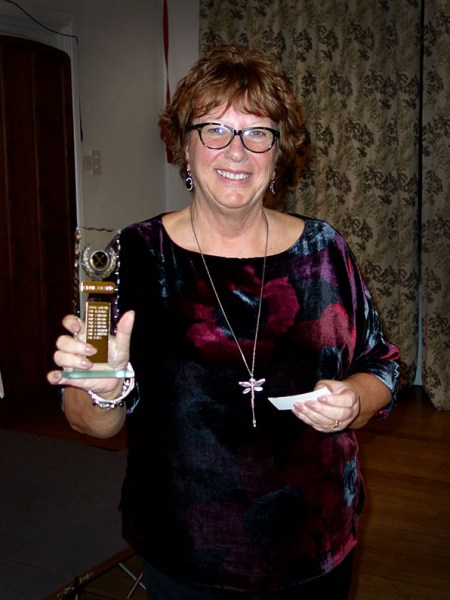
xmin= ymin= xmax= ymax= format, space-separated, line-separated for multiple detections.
xmin=0 ymin=2 xmax=83 ymax=227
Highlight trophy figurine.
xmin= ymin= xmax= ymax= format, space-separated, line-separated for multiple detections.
xmin=61 ymin=240 xmax=134 ymax=379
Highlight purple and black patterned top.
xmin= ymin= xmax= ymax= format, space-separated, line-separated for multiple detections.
xmin=118 ymin=213 xmax=400 ymax=593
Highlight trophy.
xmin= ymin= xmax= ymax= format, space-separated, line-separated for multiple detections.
xmin=61 ymin=237 xmax=134 ymax=379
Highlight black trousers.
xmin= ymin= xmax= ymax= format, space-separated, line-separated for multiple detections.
xmin=141 ymin=551 xmax=354 ymax=600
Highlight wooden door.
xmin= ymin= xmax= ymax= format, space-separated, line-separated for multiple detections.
xmin=0 ymin=36 xmax=76 ymax=420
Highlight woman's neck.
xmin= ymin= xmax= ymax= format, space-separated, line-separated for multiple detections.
xmin=162 ymin=204 xmax=304 ymax=258
xmin=189 ymin=200 xmax=269 ymax=258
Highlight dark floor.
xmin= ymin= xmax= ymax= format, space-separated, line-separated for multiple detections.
xmin=4 ymin=385 xmax=450 ymax=599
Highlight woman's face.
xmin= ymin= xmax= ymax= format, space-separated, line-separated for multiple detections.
xmin=185 ymin=105 xmax=278 ymax=212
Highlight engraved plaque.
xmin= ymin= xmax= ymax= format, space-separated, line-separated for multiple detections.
xmin=85 ymin=300 xmax=110 ymax=363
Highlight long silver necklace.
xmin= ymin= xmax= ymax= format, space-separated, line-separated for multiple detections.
xmin=190 ymin=205 xmax=268 ymax=428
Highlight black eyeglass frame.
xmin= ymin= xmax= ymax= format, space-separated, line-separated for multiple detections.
xmin=187 ymin=122 xmax=280 ymax=153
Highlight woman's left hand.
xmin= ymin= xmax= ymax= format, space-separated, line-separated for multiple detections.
xmin=291 ymin=379 xmax=361 ymax=432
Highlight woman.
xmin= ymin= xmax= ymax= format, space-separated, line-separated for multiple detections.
xmin=48 ymin=45 xmax=400 ymax=599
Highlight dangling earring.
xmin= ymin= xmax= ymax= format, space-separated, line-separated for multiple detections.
xmin=269 ymin=173 xmax=276 ymax=195
xmin=185 ymin=170 xmax=194 ymax=192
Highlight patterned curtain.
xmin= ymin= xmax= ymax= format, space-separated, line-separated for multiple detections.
xmin=421 ymin=1 xmax=450 ymax=409
xmin=199 ymin=0 xmax=450 ymax=407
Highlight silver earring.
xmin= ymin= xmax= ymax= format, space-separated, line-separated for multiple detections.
xmin=185 ymin=170 xmax=194 ymax=192
xmin=269 ymin=174 xmax=275 ymax=195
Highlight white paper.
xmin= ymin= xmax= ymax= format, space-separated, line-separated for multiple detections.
xmin=268 ymin=387 xmax=331 ymax=411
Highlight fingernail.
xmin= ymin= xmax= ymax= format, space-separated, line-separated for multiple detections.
xmin=71 ymin=319 xmax=81 ymax=334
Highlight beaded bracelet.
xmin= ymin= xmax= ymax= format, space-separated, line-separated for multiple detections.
xmin=87 ymin=364 xmax=136 ymax=411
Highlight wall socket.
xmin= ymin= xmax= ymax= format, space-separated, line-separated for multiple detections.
xmin=92 ymin=150 xmax=101 ymax=175
xmin=83 ymin=150 xmax=101 ymax=175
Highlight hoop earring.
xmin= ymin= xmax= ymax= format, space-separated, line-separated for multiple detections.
xmin=269 ymin=173 xmax=276 ymax=195
xmin=185 ymin=170 xmax=194 ymax=192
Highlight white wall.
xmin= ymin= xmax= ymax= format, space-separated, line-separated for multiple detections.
xmin=165 ymin=0 xmax=199 ymax=211
xmin=1 ymin=0 xmax=198 ymax=247
xmin=74 ymin=0 xmax=166 ymax=235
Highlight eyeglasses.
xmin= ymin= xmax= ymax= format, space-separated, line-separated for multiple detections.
xmin=187 ymin=122 xmax=280 ymax=153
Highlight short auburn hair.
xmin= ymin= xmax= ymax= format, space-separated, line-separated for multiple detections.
xmin=159 ymin=44 xmax=305 ymax=178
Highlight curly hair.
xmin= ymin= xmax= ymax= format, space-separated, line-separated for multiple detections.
xmin=159 ymin=44 xmax=305 ymax=179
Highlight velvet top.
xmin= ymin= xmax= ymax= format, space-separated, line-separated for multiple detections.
xmin=117 ymin=213 xmax=400 ymax=593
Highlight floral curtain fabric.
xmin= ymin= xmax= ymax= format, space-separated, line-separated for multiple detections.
xmin=199 ymin=0 xmax=449 ymax=408
xmin=421 ymin=0 xmax=450 ymax=409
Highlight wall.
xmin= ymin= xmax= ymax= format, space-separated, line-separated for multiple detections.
xmin=165 ymin=0 xmax=199 ymax=211
xmin=0 ymin=0 xmax=198 ymax=248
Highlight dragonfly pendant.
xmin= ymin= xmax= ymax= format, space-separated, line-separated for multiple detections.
xmin=239 ymin=377 xmax=266 ymax=428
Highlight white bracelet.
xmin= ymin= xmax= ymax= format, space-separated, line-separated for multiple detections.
xmin=87 ymin=365 xmax=135 ymax=411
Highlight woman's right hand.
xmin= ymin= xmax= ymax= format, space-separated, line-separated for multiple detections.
xmin=46 ymin=310 xmax=135 ymax=438
xmin=47 ymin=310 xmax=135 ymax=400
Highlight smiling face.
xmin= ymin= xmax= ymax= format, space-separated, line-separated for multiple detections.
xmin=185 ymin=106 xmax=279 ymax=213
